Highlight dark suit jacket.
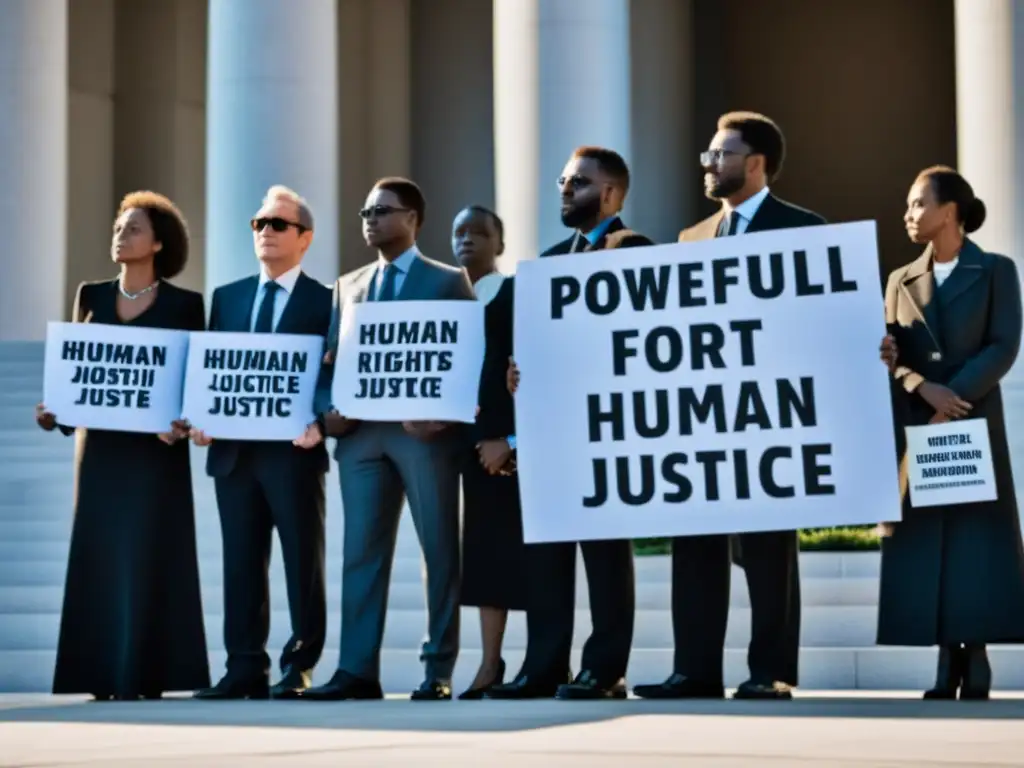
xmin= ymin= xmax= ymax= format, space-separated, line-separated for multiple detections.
xmin=205 ymin=271 xmax=333 ymax=477
xmin=678 ymin=192 xmax=826 ymax=242
xmin=543 ymin=216 xmax=655 ymax=256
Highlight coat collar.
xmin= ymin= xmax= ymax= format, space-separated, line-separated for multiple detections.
xmin=900 ymin=237 xmax=985 ymax=337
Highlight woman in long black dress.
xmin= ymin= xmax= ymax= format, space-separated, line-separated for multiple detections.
xmin=878 ymin=166 xmax=1024 ymax=699
xmin=452 ymin=206 xmax=529 ymax=699
xmin=36 ymin=191 xmax=210 ymax=700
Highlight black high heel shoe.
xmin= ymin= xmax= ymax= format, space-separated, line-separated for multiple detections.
xmin=457 ymin=659 xmax=506 ymax=700
xmin=960 ymin=644 xmax=991 ymax=700
xmin=924 ymin=645 xmax=964 ymax=700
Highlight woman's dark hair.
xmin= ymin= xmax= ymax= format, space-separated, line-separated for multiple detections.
xmin=464 ymin=205 xmax=505 ymax=242
xmin=117 ymin=190 xmax=190 ymax=279
xmin=917 ymin=165 xmax=987 ymax=234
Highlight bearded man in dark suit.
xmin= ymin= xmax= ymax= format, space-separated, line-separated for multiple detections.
xmin=634 ymin=112 xmax=825 ymax=702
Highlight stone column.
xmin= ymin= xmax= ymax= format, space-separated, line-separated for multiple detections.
xmin=0 ymin=0 xmax=68 ymax=339
xmin=206 ymin=0 xmax=339 ymax=289
xmin=493 ymin=0 xmax=632 ymax=269
xmin=953 ymin=0 xmax=1024 ymax=505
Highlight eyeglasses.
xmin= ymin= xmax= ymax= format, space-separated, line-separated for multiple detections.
xmin=359 ymin=205 xmax=411 ymax=219
xmin=699 ymin=149 xmax=749 ymax=167
xmin=251 ymin=216 xmax=305 ymax=233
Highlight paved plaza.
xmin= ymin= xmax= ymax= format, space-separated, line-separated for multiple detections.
xmin=1 ymin=692 xmax=1023 ymax=767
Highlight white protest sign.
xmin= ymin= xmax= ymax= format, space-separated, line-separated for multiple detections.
xmin=43 ymin=321 xmax=189 ymax=434
xmin=182 ymin=331 xmax=324 ymax=440
xmin=331 ymin=300 xmax=485 ymax=423
xmin=905 ymin=418 xmax=997 ymax=507
xmin=513 ymin=220 xmax=902 ymax=543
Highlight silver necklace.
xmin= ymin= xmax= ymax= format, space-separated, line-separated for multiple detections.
xmin=118 ymin=280 xmax=158 ymax=300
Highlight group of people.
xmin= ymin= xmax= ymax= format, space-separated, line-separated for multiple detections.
xmin=36 ymin=110 xmax=1024 ymax=704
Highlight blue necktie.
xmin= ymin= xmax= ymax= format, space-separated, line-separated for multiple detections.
xmin=376 ymin=264 xmax=398 ymax=302
xmin=254 ymin=281 xmax=280 ymax=332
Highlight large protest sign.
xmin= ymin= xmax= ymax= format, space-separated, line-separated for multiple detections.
xmin=513 ymin=220 xmax=901 ymax=543
xmin=905 ymin=418 xmax=997 ymax=508
xmin=331 ymin=300 xmax=485 ymax=422
xmin=182 ymin=332 xmax=324 ymax=440
xmin=43 ymin=322 xmax=190 ymax=434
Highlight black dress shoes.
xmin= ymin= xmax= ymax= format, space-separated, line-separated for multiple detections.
xmin=300 ymin=670 xmax=383 ymax=701
xmin=733 ymin=679 xmax=793 ymax=700
xmin=924 ymin=645 xmax=964 ymax=700
xmin=633 ymin=673 xmax=725 ymax=700
xmin=411 ymin=679 xmax=452 ymax=701
xmin=485 ymin=673 xmax=566 ymax=700
xmin=457 ymin=659 xmax=506 ymax=700
xmin=193 ymin=675 xmax=270 ymax=700
xmin=960 ymin=644 xmax=991 ymax=700
xmin=270 ymin=666 xmax=312 ymax=699
xmin=556 ymin=670 xmax=627 ymax=700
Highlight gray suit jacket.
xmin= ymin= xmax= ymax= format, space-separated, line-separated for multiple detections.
xmin=317 ymin=249 xmax=475 ymax=416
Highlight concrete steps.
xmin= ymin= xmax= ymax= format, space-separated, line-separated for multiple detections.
xmin=2 ymin=340 xmax=1023 ymax=693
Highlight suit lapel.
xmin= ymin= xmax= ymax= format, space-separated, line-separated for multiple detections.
xmin=352 ymin=264 xmax=377 ymax=303
xmin=900 ymin=246 xmax=941 ymax=341
xmin=744 ymin=193 xmax=778 ymax=234
xmin=275 ymin=272 xmax=309 ymax=333
xmin=234 ymin=276 xmax=260 ymax=332
xmin=590 ymin=217 xmax=624 ymax=251
xmin=698 ymin=210 xmax=726 ymax=241
xmin=396 ymin=254 xmax=423 ymax=299
xmin=936 ymin=238 xmax=985 ymax=306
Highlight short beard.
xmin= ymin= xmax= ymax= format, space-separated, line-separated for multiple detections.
xmin=561 ymin=196 xmax=602 ymax=229
xmin=706 ymin=173 xmax=745 ymax=200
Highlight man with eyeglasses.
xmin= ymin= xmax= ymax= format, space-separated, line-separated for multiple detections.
xmin=633 ymin=111 xmax=826 ymax=703
xmin=489 ymin=146 xmax=654 ymax=701
xmin=302 ymin=176 xmax=475 ymax=702
xmin=193 ymin=185 xmax=333 ymax=701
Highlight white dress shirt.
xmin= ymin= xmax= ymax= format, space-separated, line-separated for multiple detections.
xmin=372 ymin=245 xmax=420 ymax=299
xmin=722 ymin=185 xmax=771 ymax=235
xmin=250 ymin=263 xmax=301 ymax=332
xmin=933 ymin=258 xmax=959 ymax=287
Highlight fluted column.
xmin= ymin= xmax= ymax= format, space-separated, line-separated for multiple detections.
xmin=205 ymin=0 xmax=339 ymax=289
xmin=0 ymin=0 xmax=68 ymax=339
xmin=954 ymin=0 xmax=1024 ymax=507
xmin=493 ymin=0 xmax=631 ymax=268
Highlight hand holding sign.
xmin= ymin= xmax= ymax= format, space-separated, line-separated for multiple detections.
xmin=190 ymin=427 xmax=213 ymax=447
xmin=918 ymin=381 xmax=972 ymax=419
xmin=507 ymin=357 xmax=519 ymax=395
xmin=879 ymin=334 xmax=898 ymax=372
xmin=35 ymin=403 xmax=58 ymax=432
xmin=157 ymin=419 xmax=192 ymax=445
xmin=477 ymin=438 xmax=512 ymax=474
xmin=293 ymin=421 xmax=324 ymax=449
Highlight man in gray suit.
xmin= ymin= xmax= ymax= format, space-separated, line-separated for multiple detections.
xmin=301 ymin=177 xmax=475 ymax=701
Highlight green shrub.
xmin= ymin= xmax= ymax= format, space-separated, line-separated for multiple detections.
xmin=633 ymin=526 xmax=880 ymax=556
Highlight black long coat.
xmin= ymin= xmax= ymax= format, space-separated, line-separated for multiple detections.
xmin=878 ymin=238 xmax=1024 ymax=646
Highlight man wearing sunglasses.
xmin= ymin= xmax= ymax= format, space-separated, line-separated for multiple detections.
xmin=633 ymin=111 xmax=826 ymax=703
xmin=302 ymin=177 xmax=475 ymax=702
xmin=192 ymin=185 xmax=333 ymax=702
xmin=490 ymin=146 xmax=653 ymax=702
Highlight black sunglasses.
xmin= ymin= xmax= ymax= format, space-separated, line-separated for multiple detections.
xmin=250 ymin=216 xmax=305 ymax=233
xmin=359 ymin=204 xmax=411 ymax=219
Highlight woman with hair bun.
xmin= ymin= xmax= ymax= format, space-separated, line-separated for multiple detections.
xmin=877 ymin=166 xmax=1024 ymax=699
xmin=36 ymin=191 xmax=210 ymax=701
